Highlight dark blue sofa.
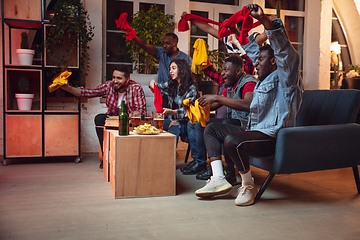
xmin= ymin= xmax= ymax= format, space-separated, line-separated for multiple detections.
xmin=250 ymin=89 xmax=360 ymax=200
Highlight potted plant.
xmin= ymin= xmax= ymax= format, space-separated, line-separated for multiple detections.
xmin=45 ymin=0 xmax=94 ymax=83
xmin=126 ymin=4 xmax=175 ymax=74
xmin=341 ymin=64 xmax=360 ymax=90
xmin=16 ymin=31 xmax=35 ymax=65
xmin=15 ymin=77 xmax=34 ymax=110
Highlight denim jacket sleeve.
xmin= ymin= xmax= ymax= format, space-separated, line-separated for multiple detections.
xmin=241 ymin=33 xmax=259 ymax=65
xmin=266 ymin=28 xmax=301 ymax=91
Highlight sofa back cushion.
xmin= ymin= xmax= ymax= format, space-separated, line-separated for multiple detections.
xmin=296 ymin=90 xmax=360 ymax=127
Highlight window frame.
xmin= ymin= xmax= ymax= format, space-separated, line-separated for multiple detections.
xmin=104 ymin=0 xmax=172 ymax=82
xmin=189 ymin=1 xmax=242 ymax=53
xmin=188 ymin=2 xmax=306 ymax=75
xmin=264 ymin=8 xmax=306 ymax=74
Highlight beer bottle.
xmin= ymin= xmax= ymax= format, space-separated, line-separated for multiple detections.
xmin=119 ymin=100 xmax=129 ymax=135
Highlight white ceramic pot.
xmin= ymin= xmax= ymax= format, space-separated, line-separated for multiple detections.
xmin=16 ymin=49 xmax=35 ymax=65
xmin=15 ymin=93 xmax=34 ymax=110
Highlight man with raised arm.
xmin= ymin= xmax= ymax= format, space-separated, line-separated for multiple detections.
xmin=195 ymin=4 xmax=303 ymax=206
xmin=132 ymin=33 xmax=192 ymax=84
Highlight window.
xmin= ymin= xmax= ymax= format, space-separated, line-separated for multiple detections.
xmin=189 ymin=1 xmax=306 ymax=75
xmin=264 ymin=1 xmax=306 ymax=75
xmin=331 ymin=9 xmax=350 ymax=71
xmin=265 ymin=0 xmax=305 ymax=11
xmin=285 ymin=16 xmax=304 ymax=72
xmin=190 ymin=0 xmax=239 ymax=5
xmin=218 ymin=13 xmax=233 ymax=57
xmin=188 ymin=2 xmax=243 ymax=56
xmin=105 ymin=0 xmax=166 ymax=82
xmin=140 ymin=3 xmax=164 ymax=12
xmin=190 ymin=10 xmax=209 ymax=57
xmin=106 ymin=0 xmax=133 ymax=81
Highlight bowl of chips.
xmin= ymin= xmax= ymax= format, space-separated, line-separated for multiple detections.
xmin=133 ymin=123 xmax=161 ymax=135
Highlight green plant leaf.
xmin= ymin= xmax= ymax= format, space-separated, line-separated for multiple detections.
xmin=127 ymin=4 xmax=174 ymax=74
xmin=46 ymin=0 xmax=94 ymax=83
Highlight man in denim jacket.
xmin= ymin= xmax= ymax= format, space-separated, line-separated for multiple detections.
xmin=195 ymin=4 xmax=303 ymax=206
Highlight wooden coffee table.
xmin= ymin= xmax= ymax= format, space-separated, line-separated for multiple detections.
xmin=103 ymin=129 xmax=176 ymax=198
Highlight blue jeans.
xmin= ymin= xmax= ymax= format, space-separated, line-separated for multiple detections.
xmin=164 ymin=120 xmax=207 ymax=165
xmin=164 ymin=119 xmax=183 ymax=146
xmin=187 ymin=121 xmax=207 ymax=165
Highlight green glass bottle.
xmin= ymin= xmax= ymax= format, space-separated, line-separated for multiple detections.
xmin=119 ymin=100 xmax=128 ymax=135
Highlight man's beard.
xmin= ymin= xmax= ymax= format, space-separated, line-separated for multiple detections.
xmin=114 ymin=84 xmax=126 ymax=92
xmin=256 ymin=73 xmax=266 ymax=82
xmin=165 ymin=49 xmax=172 ymax=56
xmin=224 ymin=77 xmax=236 ymax=88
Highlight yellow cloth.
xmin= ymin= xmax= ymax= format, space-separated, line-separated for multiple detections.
xmin=183 ymin=99 xmax=210 ymax=127
xmin=48 ymin=70 xmax=72 ymax=93
xmin=191 ymin=38 xmax=209 ymax=74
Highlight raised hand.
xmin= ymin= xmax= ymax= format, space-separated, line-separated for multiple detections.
xmin=228 ymin=34 xmax=239 ymax=45
xmin=181 ymin=11 xmax=188 ymax=18
xmin=247 ymin=4 xmax=264 ymax=20
xmin=247 ymin=4 xmax=275 ymax=30
xmin=149 ymin=79 xmax=156 ymax=89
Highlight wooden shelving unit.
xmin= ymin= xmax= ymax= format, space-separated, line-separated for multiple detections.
xmin=1 ymin=0 xmax=81 ymax=165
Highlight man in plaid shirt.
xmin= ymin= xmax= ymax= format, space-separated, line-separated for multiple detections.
xmin=61 ymin=64 xmax=146 ymax=169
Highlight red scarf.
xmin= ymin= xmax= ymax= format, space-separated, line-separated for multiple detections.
xmin=150 ymin=85 xmax=163 ymax=113
xmin=115 ymin=12 xmax=137 ymax=40
xmin=218 ymin=6 xmax=261 ymax=45
xmin=178 ymin=14 xmax=220 ymax=32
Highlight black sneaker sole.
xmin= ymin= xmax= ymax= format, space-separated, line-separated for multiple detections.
xmin=183 ymin=169 xmax=207 ymax=175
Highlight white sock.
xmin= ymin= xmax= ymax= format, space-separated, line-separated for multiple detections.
xmin=211 ymin=160 xmax=224 ymax=178
xmin=240 ymin=170 xmax=254 ymax=184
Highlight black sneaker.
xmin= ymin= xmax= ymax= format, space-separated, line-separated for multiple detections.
xmin=182 ymin=162 xmax=207 ymax=175
xmin=224 ymin=165 xmax=239 ymax=186
xmin=180 ymin=161 xmax=196 ymax=172
xmin=196 ymin=168 xmax=212 ymax=180
xmin=99 ymin=161 xmax=103 ymax=169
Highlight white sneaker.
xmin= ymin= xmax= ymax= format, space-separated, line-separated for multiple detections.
xmin=235 ymin=182 xmax=257 ymax=206
xmin=195 ymin=176 xmax=232 ymax=198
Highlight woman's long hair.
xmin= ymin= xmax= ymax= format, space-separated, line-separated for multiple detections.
xmin=167 ymin=59 xmax=195 ymax=99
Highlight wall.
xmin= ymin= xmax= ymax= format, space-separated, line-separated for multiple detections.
xmin=334 ymin=0 xmax=360 ymax=65
xmin=77 ymin=0 xmax=339 ymax=153
xmin=174 ymin=0 xmax=190 ymax=53
xmin=1 ymin=0 xmax=359 ymax=155
xmin=303 ymin=0 xmax=332 ymax=89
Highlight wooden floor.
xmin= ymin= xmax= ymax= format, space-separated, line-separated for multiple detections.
xmin=0 ymin=151 xmax=359 ymax=240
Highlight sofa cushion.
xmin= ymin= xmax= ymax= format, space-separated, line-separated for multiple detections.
xmin=296 ymin=89 xmax=360 ymax=126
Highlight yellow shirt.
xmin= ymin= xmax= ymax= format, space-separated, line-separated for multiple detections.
xmin=191 ymin=38 xmax=208 ymax=74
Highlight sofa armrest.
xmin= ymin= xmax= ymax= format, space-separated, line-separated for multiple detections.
xmin=272 ymin=123 xmax=360 ymax=173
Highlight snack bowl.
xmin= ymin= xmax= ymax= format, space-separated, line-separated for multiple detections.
xmin=134 ymin=123 xmax=161 ymax=135
xmin=134 ymin=129 xmax=161 ymax=135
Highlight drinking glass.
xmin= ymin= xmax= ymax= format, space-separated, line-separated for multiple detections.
xmin=145 ymin=111 xmax=154 ymax=125
xmin=154 ymin=112 xmax=164 ymax=132
xmin=130 ymin=111 xmax=141 ymax=128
